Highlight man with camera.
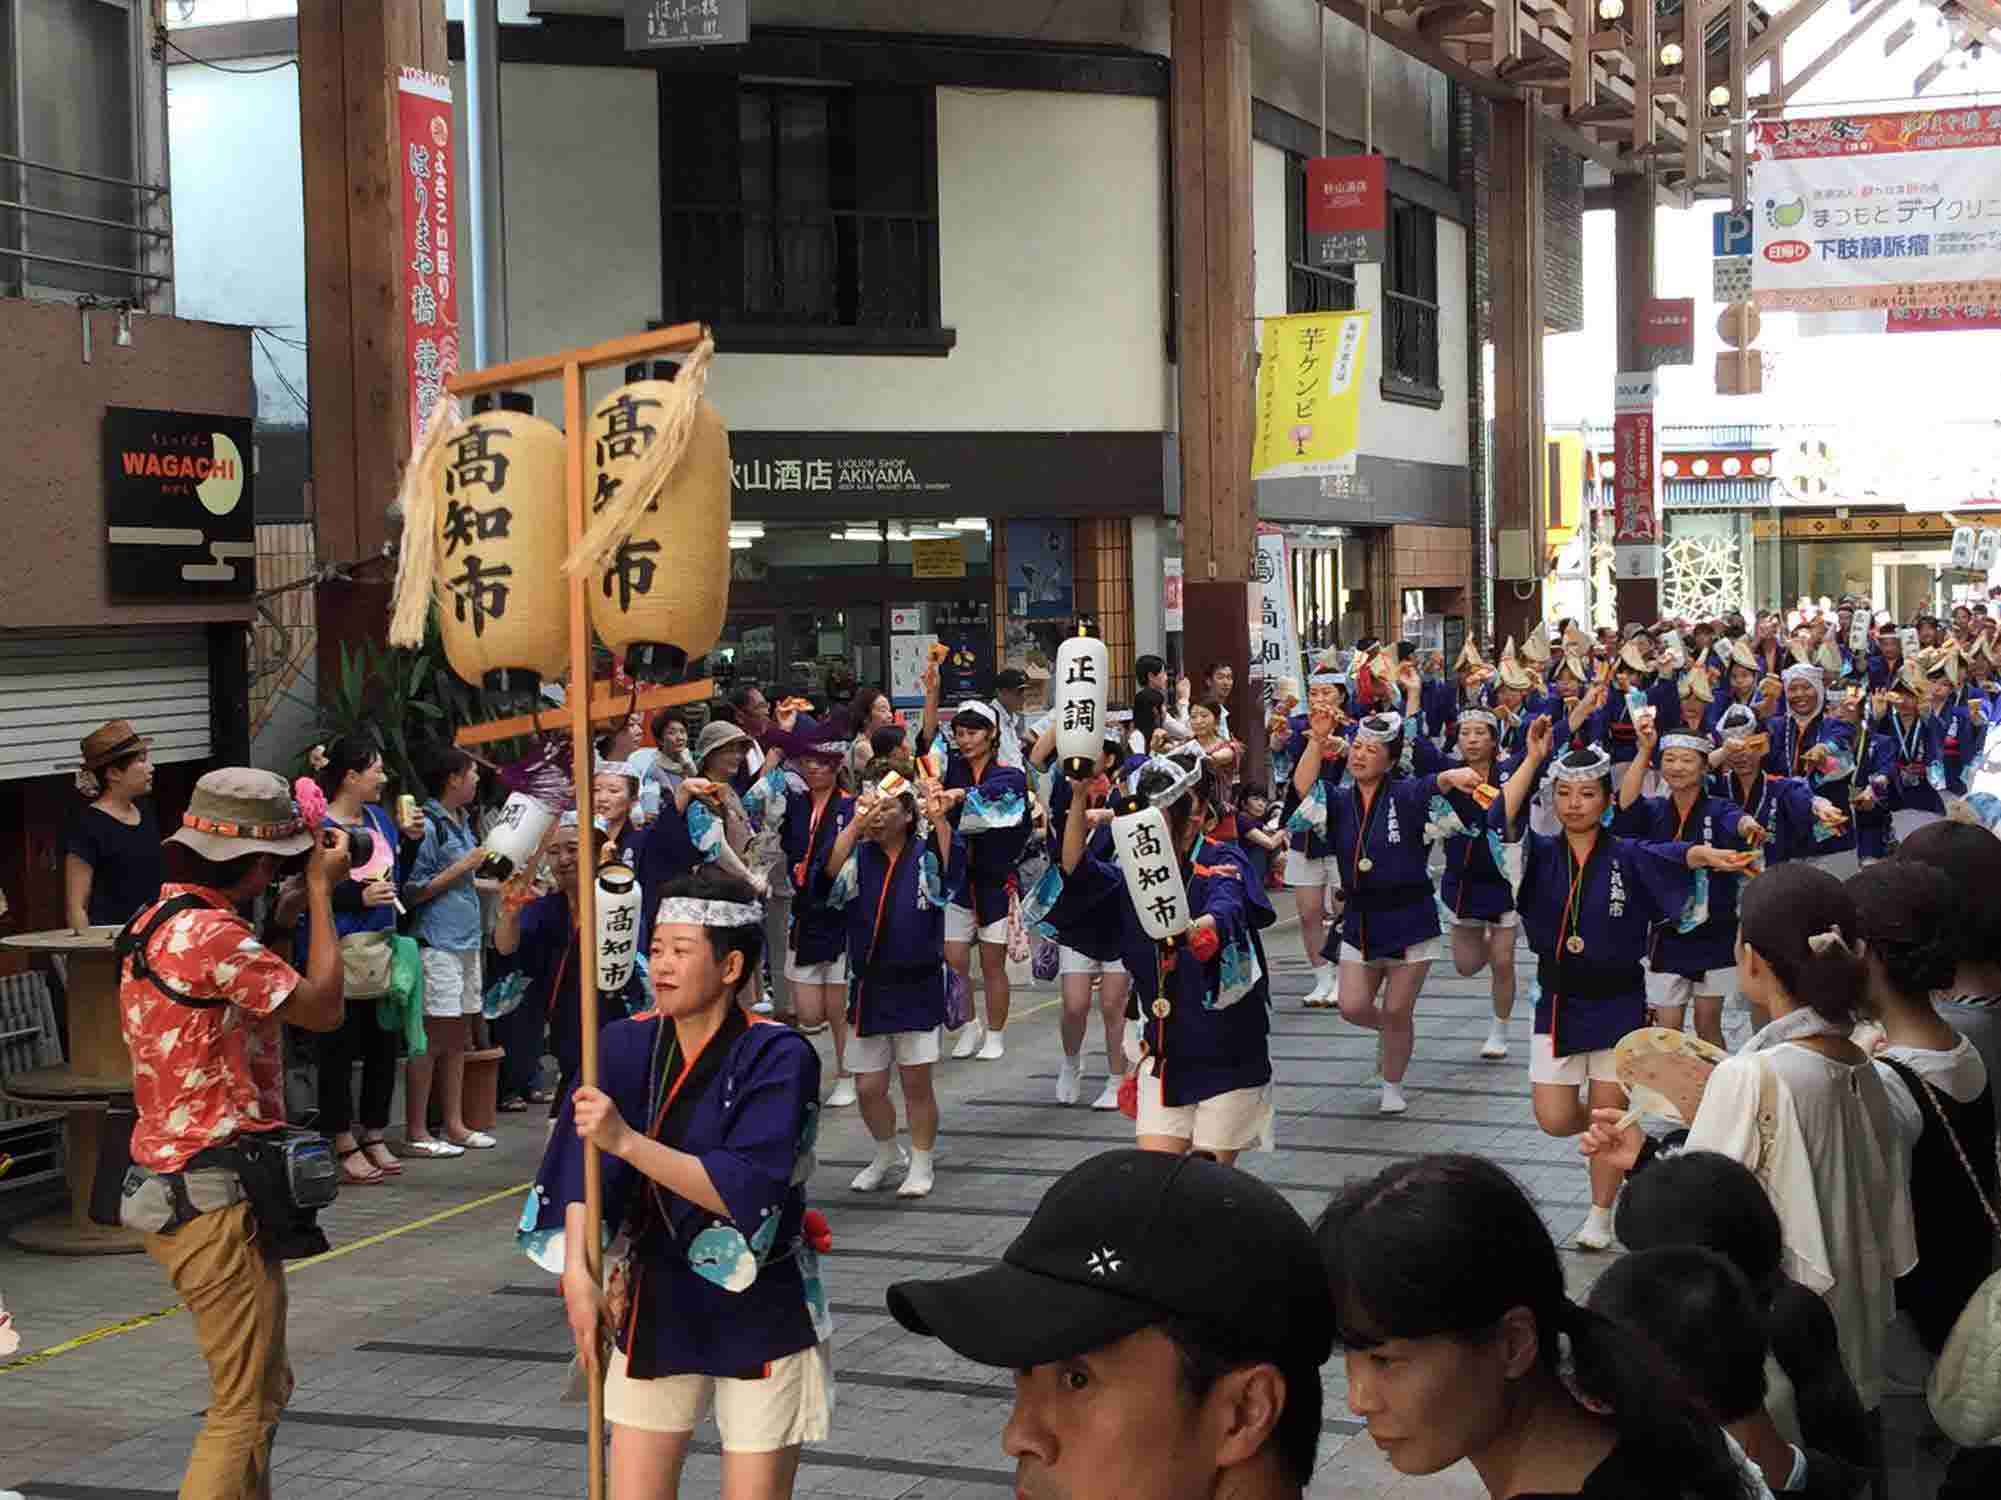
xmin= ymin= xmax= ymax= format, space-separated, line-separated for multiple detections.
xmin=115 ymin=768 xmax=352 ymax=1500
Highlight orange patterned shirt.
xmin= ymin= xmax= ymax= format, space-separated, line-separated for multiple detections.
xmin=118 ymin=884 xmax=298 ymax=1172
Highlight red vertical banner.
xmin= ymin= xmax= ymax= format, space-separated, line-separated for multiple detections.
xmin=1611 ymin=371 xmax=1658 ymax=579
xmin=1304 ymin=154 xmax=1387 ymax=266
xmin=396 ymin=68 xmax=460 ymax=446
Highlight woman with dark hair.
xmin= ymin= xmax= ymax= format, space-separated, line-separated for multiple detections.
xmin=1849 ymin=861 xmax=1996 ymax=1364
xmin=1129 ymin=685 xmax=1165 ymax=754
xmin=1317 ymin=1153 xmax=1754 ymax=1500
xmin=844 ymin=686 xmax=897 ymax=780
xmin=525 ymin=866 xmax=829 ymax=1500
xmin=1894 ymin=819 xmax=2001 ymax=1092
xmin=1616 ymin=1153 xmax=1870 ymax=1475
xmin=63 ymin=720 xmax=163 ymax=931
xmin=299 ymin=733 xmax=426 ymax=1184
xmin=1583 ymin=862 xmax=1916 ymax=1413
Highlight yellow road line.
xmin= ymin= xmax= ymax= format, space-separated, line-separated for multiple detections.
xmin=0 ymin=1180 xmax=529 ymax=1375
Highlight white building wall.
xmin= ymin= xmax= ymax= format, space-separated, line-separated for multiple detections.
xmin=465 ymin=67 xmax=1172 ymax=433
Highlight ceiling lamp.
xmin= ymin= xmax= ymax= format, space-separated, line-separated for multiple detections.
xmin=1660 ymin=41 xmax=1684 ymax=68
xmin=1598 ymin=0 xmax=1625 ymax=19
xmin=1709 ymin=85 xmax=1732 ymax=109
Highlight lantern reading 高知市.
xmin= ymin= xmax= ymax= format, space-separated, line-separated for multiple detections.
xmin=595 ymin=863 xmax=641 ymax=992
xmin=585 ymin=360 xmax=731 ymax=683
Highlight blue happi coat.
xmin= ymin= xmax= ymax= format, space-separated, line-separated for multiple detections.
xmin=1589 ymin=678 xmax=1682 ymax=767
xmin=1708 ymin=767 xmax=1819 ymax=867
xmin=1041 ymin=834 xmax=1275 ymax=1108
xmin=519 ymin=1008 xmax=826 ymax=1379
xmin=1288 ymin=762 xmax=1446 ymax=963
xmin=933 ymin=738 xmax=1031 ymax=927
xmin=1764 ymin=711 xmax=1857 ymax=856
xmin=824 ymin=834 xmax=955 ymax=1038
xmin=1611 ymin=792 xmax=1750 ymax=976
xmin=781 ymin=788 xmax=854 ymax=967
xmin=1028 ymin=781 xmax=1124 ymax=962
xmin=1876 ymin=710 xmax=1949 ymax=816
xmin=1410 ymin=738 xmax=1518 ymax=922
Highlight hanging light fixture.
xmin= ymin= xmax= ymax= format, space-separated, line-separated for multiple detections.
xmin=1659 ymin=40 xmax=1684 ymax=68
xmin=1598 ymin=0 xmax=1625 ymax=19
xmin=1709 ymin=84 xmax=1732 ymax=109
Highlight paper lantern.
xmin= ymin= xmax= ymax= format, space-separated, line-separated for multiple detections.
xmin=431 ymin=392 xmax=568 ymax=702
xmin=1053 ymin=632 xmax=1109 ymax=778
xmin=595 ymin=863 xmax=642 ymax=993
xmin=585 ymin=360 xmax=731 ymax=683
xmin=1112 ymin=805 xmax=1191 ymax=943
xmin=477 ymin=791 xmax=557 ymax=880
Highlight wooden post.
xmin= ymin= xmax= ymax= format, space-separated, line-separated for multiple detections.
xmin=1171 ymin=0 xmax=1261 ymax=785
xmin=298 ymin=0 xmax=449 ymax=688
xmin=1612 ymin=171 xmax=1659 ymax=623
xmin=1488 ymin=99 xmax=1546 ymax=648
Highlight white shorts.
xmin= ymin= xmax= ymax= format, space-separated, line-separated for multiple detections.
xmin=1283 ymin=851 xmax=1332 ymax=888
xmin=1338 ymin=936 xmax=1444 ymax=968
xmin=784 ymin=954 xmax=849 ymax=986
xmin=944 ymin=903 xmax=1008 ymax=946
xmin=1058 ymin=946 xmax=1128 ymax=979
xmin=1645 ymin=966 xmax=1738 ymax=1009
xmin=848 ymin=1026 xmax=942 ymax=1074
xmin=420 ymin=947 xmax=483 ymax=1019
xmin=604 ymin=1342 xmax=832 ymax=1452
xmin=1135 ymin=1064 xmax=1273 ymax=1153
xmin=1451 ymin=911 xmax=1518 ymax=933
xmin=1528 ymin=1032 xmax=1621 ymax=1087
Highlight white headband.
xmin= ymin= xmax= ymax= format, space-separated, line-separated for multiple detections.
xmin=1458 ymin=709 xmax=1500 ymax=731
xmin=1781 ymin=663 xmax=1826 ymax=713
xmin=1660 ymin=733 xmax=1712 ymax=755
xmin=655 ymin=896 xmax=765 ymax=929
xmin=596 ymin=761 xmax=638 ymax=781
xmin=1551 ymin=748 xmax=1613 ymax=784
xmin=1355 ymin=712 xmax=1402 ymax=747
xmin=1716 ymin=705 xmax=1759 ymax=736
xmin=1123 ymin=750 xmax=1204 ymax=809
xmin=954 ymin=701 xmax=999 ymax=727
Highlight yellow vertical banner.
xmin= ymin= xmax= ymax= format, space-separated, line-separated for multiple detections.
xmin=1251 ymin=311 xmax=1371 ymax=481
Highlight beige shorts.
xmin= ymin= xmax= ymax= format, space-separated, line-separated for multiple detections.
xmin=784 ymin=954 xmax=849 ymax=986
xmin=944 ymin=903 xmax=1008 ymax=946
xmin=1529 ymin=1033 xmax=1621 ymax=1087
xmin=848 ymin=1026 xmax=942 ymax=1075
xmin=604 ymin=1342 xmax=832 ymax=1452
xmin=1135 ymin=1064 xmax=1273 ymax=1153
xmin=1645 ymin=966 xmax=1738 ymax=1009
xmin=1451 ymin=911 xmax=1518 ymax=933
xmin=1283 ymin=851 xmax=1332 ymax=888
xmin=1338 ymin=936 xmax=1443 ymax=968
xmin=420 ymin=946 xmax=484 ymax=1019
xmin=1058 ymin=946 xmax=1128 ymax=979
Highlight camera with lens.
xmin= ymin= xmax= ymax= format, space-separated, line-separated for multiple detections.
xmin=327 ymin=825 xmax=374 ymax=869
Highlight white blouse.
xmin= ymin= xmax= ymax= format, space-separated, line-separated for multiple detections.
xmin=1685 ymin=1042 xmax=1918 ymax=1409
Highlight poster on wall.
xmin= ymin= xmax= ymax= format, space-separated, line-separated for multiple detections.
xmin=1006 ymin=520 xmax=1073 ymax=618
xmin=396 ymin=68 xmax=459 ymax=445
xmin=1163 ymin=556 xmax=1184 ymax=634
xmin=933 ymin=600 xmax=994 ymax=705
xmin=888 ymin=632 xmax=939 ymax=708
xmin=1749 ymin=111 xmax=2001 ymax=315
xmin=1250 ymin=528 xmax=1304 ymax=713
xmin=1611 ymin=371 xmax=1660 ymax=580
xmin=1251 ymin=311 xmax=1371 ymax=481
xmin=104 ymin=406 xmax=256 ymax=600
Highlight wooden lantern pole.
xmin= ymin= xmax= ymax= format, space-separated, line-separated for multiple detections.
xmin=444 ymin=320 xmax=713 ymax=1500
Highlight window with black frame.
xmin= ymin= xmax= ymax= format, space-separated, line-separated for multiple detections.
xmin=1283 ymin=154 xmax=1356 ymax=315
xmin=1382 ymin=196 xmax=1441 ymax=403
xmin=658 ymin=77 xmax=953 ymax=353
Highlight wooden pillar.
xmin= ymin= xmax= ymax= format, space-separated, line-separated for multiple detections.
xmin=299 ymin=0 xmax=450 ymax=690
xmin=1172 ymin=0 xmax=1262 ymax=787
xmin=1488 ymin=99 xmax=1545 ymax=648
xmin=1612 ymin=170 xmax=1658 ymax=624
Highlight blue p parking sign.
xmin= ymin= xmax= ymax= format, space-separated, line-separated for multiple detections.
xmin=1713 ymin=209 xmax=1753 ymax=258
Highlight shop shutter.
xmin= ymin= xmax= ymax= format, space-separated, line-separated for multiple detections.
xmin=0 ymin=630 xmax=212 ymax=782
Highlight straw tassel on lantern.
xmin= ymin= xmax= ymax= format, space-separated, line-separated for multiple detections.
xmin=562 ymin=334 xmax=718 ymax=579
xmin=386 ymin=395 xmax=461 ymax=649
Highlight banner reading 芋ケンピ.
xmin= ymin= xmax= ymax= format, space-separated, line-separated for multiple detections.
xmin=397 ymin=68 xmax=459 ymax=446
xmin=1749 ymin=110 xmax=2001 ymax=316
xmin=1251 ymin=311 xmax=1372 ymax=481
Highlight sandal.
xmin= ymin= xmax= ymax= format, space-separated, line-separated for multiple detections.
xmin=359 ymin=1138 xmax=404 ymax=1174
xmin=527 ymin=1088 xmax=555 ymax=1105
xmin=497 ymin=1096 xmax=529 ymax=1113
xmin=340 ymin=1148 xmax=384 ymax=1186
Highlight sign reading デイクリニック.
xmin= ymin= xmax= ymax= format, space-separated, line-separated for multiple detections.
xmin=624 ymin=0 xmax=748 ymax=49
xmin=1749 ymin=110 xmax=2001 ymax=316
xmin=104 ymin=407 xmax=257 ymax=600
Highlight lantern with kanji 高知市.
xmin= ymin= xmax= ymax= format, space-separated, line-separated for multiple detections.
xmin=584 ymin=358 xmax=730 ymax=683
xmin=424 ymin=392 xmax=568 ymax=704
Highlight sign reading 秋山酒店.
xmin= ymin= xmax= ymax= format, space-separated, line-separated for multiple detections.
xmin=1305 ymin=155 xmax=1387 ymax=266
xmin=103 ymin=406 xmax=256 ymax=601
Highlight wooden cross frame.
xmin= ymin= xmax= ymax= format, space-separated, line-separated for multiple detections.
xmin=443 ymin=320 xmax=713 ymax=1500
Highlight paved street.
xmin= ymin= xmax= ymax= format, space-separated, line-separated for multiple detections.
xmin=2 ymin=925 xmax=1604 ymax=1500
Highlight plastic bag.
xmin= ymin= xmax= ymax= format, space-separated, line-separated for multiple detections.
xmin=376 ymin=934 xmax=428 ymax=1057
xmin=1030 ymin=932 xmax=1060 ymax=984
xmin=944 ymin=966 xmax=974 ymax=1031
xmin=1005 ymin=890 xmax=1032 ymax=965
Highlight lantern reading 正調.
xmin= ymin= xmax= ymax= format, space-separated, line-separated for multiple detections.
xmin=426 ymin=392 xmax=569 ymax=701
xmin=584 ymin=358 xmax=731 ymax=683
xmin=1053 ymin=632 xmax=1109 ymax=778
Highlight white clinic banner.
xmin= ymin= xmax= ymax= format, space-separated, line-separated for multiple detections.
xmin=1749 ymin=110 xmax=2001 ymax=315
xmin=1250 ymin=529 xmax=1303 ymax=713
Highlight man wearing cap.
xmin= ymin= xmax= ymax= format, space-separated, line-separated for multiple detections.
xmin=116 ymin=769 xmax=353 ymax=1500
xmin=887 ymin=1149 xmax=1333 ymax=1500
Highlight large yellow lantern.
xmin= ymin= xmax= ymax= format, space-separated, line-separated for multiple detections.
xmin=584 ymin=360 xmax=730 ymax=682
xmin=431 ymin=391 xmax=568 ymax=702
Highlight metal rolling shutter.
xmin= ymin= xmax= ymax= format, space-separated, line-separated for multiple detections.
xmin=0 ymin=630 xmax=212 ymax=782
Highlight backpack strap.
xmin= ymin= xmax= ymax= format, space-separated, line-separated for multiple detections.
xmin=116 ymin=893 xmax=230 ymax=1010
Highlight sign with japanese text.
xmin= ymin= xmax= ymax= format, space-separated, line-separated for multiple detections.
xmin=1749 ymin=110 xmax=2001 ymax=315
xmin=1640 ymin=297 xmax=1695 ymax=366
xmin=909 ymin=536 xmax=966 ymax=579
xmin=1251 ymin=311 xmax=1372 ymax=481
xmin=1713 ymin=256 xmax=1752 ymax=303
xmin=1305 ymin=154 xmax=1387 ymax=265
xmin=1162 ymin=556 xmax=1184 ymax=633
xmin=396 ymin=68 xmax=458 ymax=446
xmin=103 ymin=406 xmax=256 ymax=600
xmin=1611 ymin=371 xmax=1658 ymax=579
xmin=1250 ymin=528 xmax=1303 ymax=713
xmin=1110 ymin=806 xmax=1191 ymax=942
xmin=624 ymin=0 xmax=748 ymax=50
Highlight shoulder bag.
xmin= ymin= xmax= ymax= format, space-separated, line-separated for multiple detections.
xmin=1914 ymin=1071 xmax=2001 ymax=1448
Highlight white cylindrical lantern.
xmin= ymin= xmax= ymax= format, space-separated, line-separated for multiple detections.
xmin=1112 ymin=805 xmax=1191 ymax=943
xmin=596 ymin=864 xmax=641 ymax=993
xmin=477 ymin=792 xmax=557 ymax=880
xmin=1053 ymin=633 xmax=1110 ymax=778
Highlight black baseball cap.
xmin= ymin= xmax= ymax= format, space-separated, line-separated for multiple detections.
xmin=991 ymin=668 xmax=1030 ymax=693
xmin=887 ymin=1149 xmax=1334 ymax=1369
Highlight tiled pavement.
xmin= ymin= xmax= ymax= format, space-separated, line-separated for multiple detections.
xmin=4 ymin=925 xmax=1617 ymax=1500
